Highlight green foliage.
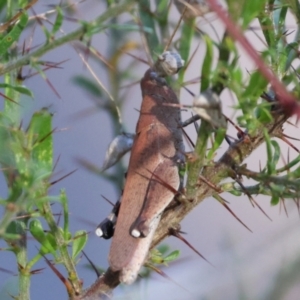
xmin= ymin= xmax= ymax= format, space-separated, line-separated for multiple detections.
xmin=207 ymin=128 xmax=226 ymax=160
xmin=0 ymin=0 xmax=300 ymax=299
xmin=0 ymin=1 xmax=138 ymax=298
xmin=150 ymin=245 xmax=180 ymax=266
xmin=0 ymin=83 xmax=33 ymax=97
xmin=138 ymin=0 xmax=160 ymax=55
xmin=178 ymin=20 xmax=196 ymax=84
xmin=200 ymin=35 xmax=214 ymax=92
xmin=140 ymin=245 xmax=181 ymax=279
xmin=0 ymin=13 xmax=28 ymax=57
xmin=73 ymin=76 xmax=103 ymax=98
xmin=29 ymin=219 xmax=57 ymax=255
xmin=72 ymin=230 xmax=88 ymax=260
xmin=51 ymin=6 xmax=64 ymax=35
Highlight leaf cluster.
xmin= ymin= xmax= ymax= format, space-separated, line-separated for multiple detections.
xmin=0 ymin=0 xmax=300 ymax=299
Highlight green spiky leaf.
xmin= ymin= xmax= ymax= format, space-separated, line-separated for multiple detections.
xmin=72 ymin=230 xmax=88 ymax=259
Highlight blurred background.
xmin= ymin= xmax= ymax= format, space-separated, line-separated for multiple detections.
xmin=0 ymin=1 xmax=300 ymax=299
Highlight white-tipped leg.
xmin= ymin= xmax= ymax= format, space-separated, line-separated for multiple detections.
xmin=118 ymin=216 xmax=162 ymax=284
xmin=95 ymin=227 xmax=103 ymax=237
xmin=131 ymin=229 xmax=141 ymax=238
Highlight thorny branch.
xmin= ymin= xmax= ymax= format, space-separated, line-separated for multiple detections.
xmin=0 ymin=0 xmax=136 ymax=76
xmin=80 ymin=110 xmax=288 ymax=299
xmin=2 ymin=1 xmax=299 ymax=299
xmin=78 ymin=0 xmax=300 ymax=297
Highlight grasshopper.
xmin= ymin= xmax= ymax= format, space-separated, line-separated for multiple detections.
xmin=104 ymin=52 xmax=185 ymax=284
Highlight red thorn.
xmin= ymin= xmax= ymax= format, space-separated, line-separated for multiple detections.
xmin=42 ymin=254 xmax=74 ymax=295
xmin=82 ymin=250 xmax=101 ymax=278
xmin=191 ymin=113 xmax=200 ymax=133
xmin=282 ymin=133 xmax=300 ymax=142
xmin=185 ymin=42 xmax=201 ymax=72
xmin=0 ymin=267 xmax=15 ymax=275
xmin=83 ymin=38 xmax=92 ymax=66
xmin=143 ymin=168 xmax=180 ymax=196
xmin=286 ymin=120 xmax=298 ymax=128
xmin=18 ymin=119 xmax=23 ymax=130
xmin=56 ymin=211 xmax=62 ymax=226
xmin=100 ymin=194 xmax=115 ymax=207
xmin=144 ymin=262 xmax=192 ymax=295
xmin=30 ymin=267 xmax=45 ymax=275
xmin=169 ymin=228 xmax=214 ymax=266
xmin=223 ymin=202 xmax=253 ymax=232
xmin=199 ymin=175 xmax=223 ymax=194
xmin=180 ymin=126 xmax=195 ymax=148
xmin=183 ymin=86 xmax=196 ymax=97
xmin=75 ymin=157 xmax=103 ymax=174
xmin=44 ymin=76 xmax=61 ymax=99
xmin=223 ymin=115 xmax=244 ymax=135
xmin=23 ymin=59 xmax=69 ymax=81
xmin=294 ymin=198 xmax=300 ymax=216
xmin=36 ymin=127 xmax=57 ymax=145
xmin=123 ymin=52 xmax=149 ymax=66
xmin=0 ymin=92 xmax=20 ymax=105
xmin=53 ymin=154 xmax=61 ymax=172
xmin=279 ymin=135 xmax=300 ymax=153
xmin=236 ymin=179 xmax=272 ymax=221
xmin=280 ymin=149 xmax=288 ymax=172
xmin=183 ymin=76 xmax=201 ymax=86
xmin=280 ymin=198 xmax=288 ymax=217
xmin=216 ymin=195 xmax=252 ymax=232
xmin=50 ymin=169 xmax=77 ymax=185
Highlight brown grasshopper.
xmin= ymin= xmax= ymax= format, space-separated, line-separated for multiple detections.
xmin=107 ymin=52 xmax=185 ymax=284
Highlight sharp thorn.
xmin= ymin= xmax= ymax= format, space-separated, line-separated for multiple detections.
xmin=143 ymin=262 xmax=192 ymax=295
xmin=100 ymin=194 xmax=115 ymax=207
xmin=183 ymin=86 xmax=195 ymax=97
xmin=180 ymin=126 xmax=195 ymax=149
xmin=236 ymin=179 xmax=272 ymax=221
xmin=280 ymin=198 xmax=288 ymax=217
xmin=30 ymin=267 xmax=45 ymax=275
xmin=215 ymin=195 xmax=252 ymax=232
xmin=82 ymin=250 xmax=101 ymax=278
xmin=50 ymin=169 xmax=77 ymax=185
xmin=40 ymin=251 xmax=74 ymax=294
xmin=143 ymin=168 xmax=181 ymax=196
xmin=169 ymin=228 xmax=214 ymax=267
xmin=198 ymin=175 xmax=223 ymax=194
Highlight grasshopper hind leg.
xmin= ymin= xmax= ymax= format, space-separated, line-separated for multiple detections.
xmin=130 ymin=159 xmax=180 ymax=238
